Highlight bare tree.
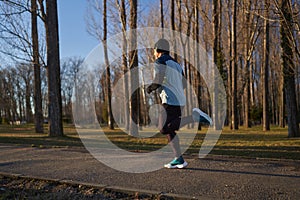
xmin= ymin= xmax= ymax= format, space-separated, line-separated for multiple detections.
xmin=177 ymin=0 xmax=194 ymax=129
xmin=116 ymin=0 xmax=130 ymax=130
xmin=261 ymin=0 xmax=270 ymax=131
xmin=242 ymin=0 xmax=262 ymax=128
xmin=18 ymin=63 xmax=34 ymax=123
xmin=44 ymin=0 xmax=63 ymax=136
xmin=279 ymin=0 xmax=300 ymax=137
xmin=160 ymin=0 xmax=164 ymax=38
xmin=31 ymin=0 xmax=43 ymax=133
xmin=0 ymin=0 xmax=45 ymax=131
xmin=194 ymin=0 xmax=202 ymax=130
xmin=0 ymin=0 xmax=33 ymax=62
xmin=0 ymin=67 xmax=19 ymax=122
xmin=129 ymin=0 xmax=139 ymax=136
xmin=0 ymin=64 xmax=36 ymax=124
xmin=231 ymin=0 xmax=239 ymax=129
xmin=60 ymin=57 xmax=83 ymax=123
xmin=224 ymin=0 xmax=233 ymax=128
xmin=243 ymin=0 xmax=252 ymax=128
xmin=103 ymin=0 xmax=114 ymax=129
xmin=212 ymin=0 xmax=223 ymax=130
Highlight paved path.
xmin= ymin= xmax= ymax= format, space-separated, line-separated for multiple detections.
xmin=0 ymin=144 xmax=300 ymax=199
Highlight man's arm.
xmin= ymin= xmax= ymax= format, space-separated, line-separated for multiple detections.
xmin=147 ymin=61 xmax=166 ymax=94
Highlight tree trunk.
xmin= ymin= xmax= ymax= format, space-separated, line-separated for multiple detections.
xmin=160 ymin=0 xmax=164 ymax=38
xmin=177 ymin=0 xmax=193 ymax=128
xmin=194 ymin=1 xmax=201 ymax=130
xmin=280 ymin=0 xmax=300 ymax=137
xmin=117 ymin=0 xmax=130 ymax=130
xmin=279 ymin=75 xmax=285 ymax=127
xmin=243 ymin=0 xmax=252 ymax=128
xmin=262 ymin=0 xmax=270 ymax=131
xmin=170 ymin=0 xmax=177 ymax=60
xmin=129 ymin=0 xmax=139 ymax=136
xmin=46 ymin=0 xmax=63 ymax=136
xmin=103 ymin=0 xmax=114 ymax=129
xmin=231 ymin=0 xmax=238 ymax=130
xmin=212 ymin=0 xmax=224 ymax=130
xmin=226 ymin=1 xmax=232 ymax=128
xmin=25 ymin=78 xmax=33 ymax=123
xmin=31 ymin=0 xmax=44 ymax=133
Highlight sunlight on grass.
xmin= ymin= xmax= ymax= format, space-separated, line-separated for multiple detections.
xmin=0 ymin=124 xmax=300 ymax=160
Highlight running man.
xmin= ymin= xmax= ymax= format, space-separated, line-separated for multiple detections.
xmin=147 ymin=38 xmax=212 ymax=169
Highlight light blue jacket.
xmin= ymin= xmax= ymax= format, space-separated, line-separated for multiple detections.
xmin=152 ymin=54 xmax=186 ymax=106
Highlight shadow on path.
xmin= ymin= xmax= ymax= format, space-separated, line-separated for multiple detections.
xmin=185 ymin=167 xmax=300 ymax=179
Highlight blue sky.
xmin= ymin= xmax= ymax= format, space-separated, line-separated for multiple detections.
xmin=58 ymin=0 xmax=99 ymax=59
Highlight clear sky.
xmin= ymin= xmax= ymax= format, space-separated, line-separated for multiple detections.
xmin=57 ymin=0 xmax=99 ymax=60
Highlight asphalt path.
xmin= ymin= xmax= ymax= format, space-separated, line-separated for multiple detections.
xmin=0 ymin=144 xmax=299 ymax=199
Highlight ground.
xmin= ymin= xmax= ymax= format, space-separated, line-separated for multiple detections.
xmin=0 ymin=125 xmax=300 ymax=199
xmin=0 ymin=174 xmax=166 ymax=200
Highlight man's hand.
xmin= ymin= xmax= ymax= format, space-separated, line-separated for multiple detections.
xmin=147 ymin=83 xmax=161 ymax=94
xmin=146 ymin=85 xmax=153 ymax=94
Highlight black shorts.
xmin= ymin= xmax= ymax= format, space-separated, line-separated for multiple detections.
xmin=158 ymin=104 xmax=182 ymax=134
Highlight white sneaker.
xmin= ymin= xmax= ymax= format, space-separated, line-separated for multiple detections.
xmin=192 ymin=108 xmax=213 ymax=126
xmin=164 ymin=157 xmax=188 ymax=169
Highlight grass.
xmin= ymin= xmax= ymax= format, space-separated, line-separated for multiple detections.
xmin=208 ymin=126 xmax=300 ymax=160
xmin=0 ymin=124 xmax=82 ymax=148
xmin=0 ymin=124 xmax=300 ymax=160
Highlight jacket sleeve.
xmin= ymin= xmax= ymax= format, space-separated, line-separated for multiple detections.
xmin=147 ymin=61 xmax=166 ymax=94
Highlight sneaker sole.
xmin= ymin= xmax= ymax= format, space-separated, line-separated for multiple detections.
xmin=164 ymin=161 xmax=188 ymax=169
xmin=177 ymin=161 xmax=188 ymax=168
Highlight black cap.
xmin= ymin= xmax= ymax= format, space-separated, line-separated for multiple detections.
xmin=154 ymin=39 xmax=169 ymax=52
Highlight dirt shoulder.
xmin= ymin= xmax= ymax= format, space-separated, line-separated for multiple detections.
xmin=0 ymin=173 xmax=186 ymax=200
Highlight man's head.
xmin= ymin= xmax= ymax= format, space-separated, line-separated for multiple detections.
xmin=154 ymin=39 xmax=169 ymax=59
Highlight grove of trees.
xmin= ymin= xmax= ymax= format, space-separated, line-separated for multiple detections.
xmin=0 ymin=0 xmax=299 ymax=137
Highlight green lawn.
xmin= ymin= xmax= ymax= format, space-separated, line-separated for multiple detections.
xmin=0 ymin=124 xmax=299 ymax=160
